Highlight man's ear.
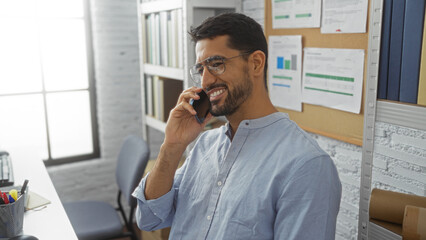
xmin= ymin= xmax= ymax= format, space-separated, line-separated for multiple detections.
xmin=251 ymin=50 xmax=266 ymax=77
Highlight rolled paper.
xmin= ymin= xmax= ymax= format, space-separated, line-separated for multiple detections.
xmin=369 ymin=188 xmax=426 ymax=224
xmin=402 ymin=205 xmax=426 ymax=240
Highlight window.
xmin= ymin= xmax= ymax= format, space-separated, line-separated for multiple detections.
xmin=0 ymin=0 xmax=99 ymax=165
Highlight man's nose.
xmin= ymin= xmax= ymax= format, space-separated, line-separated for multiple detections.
xmin=201 ymin=67 xmax=216 ymax=90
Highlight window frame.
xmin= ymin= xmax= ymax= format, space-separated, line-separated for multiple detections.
xmin=0 ymin=0 xmax=100 ymax=166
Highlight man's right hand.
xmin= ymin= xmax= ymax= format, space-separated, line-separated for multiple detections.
xmin=163 ymin=87 xmax=212 ymax=152
xmin=145 ymin=87 xmax=212 ymax=200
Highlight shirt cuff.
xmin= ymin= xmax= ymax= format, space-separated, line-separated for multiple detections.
xmin=132 ymin=174 xmax=176 ymax=222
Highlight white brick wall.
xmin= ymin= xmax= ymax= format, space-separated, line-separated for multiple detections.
xmin=372 ymin=122 xmax=426 ymax=196
xmin=309 ymin=133 xmax=362 ymax=240
xmin=48 ymin=0 xmax=142 ymax=207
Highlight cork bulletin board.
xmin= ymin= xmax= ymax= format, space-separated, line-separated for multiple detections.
xmin=264 ymin=0 xmax=371 ymax=146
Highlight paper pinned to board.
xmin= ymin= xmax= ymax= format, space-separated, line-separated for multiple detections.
xmin=268 ymin=35 xmax=302 ymax=112
xmin=272 ymin=0 xmax=321 ymax=29
xmin=242 ymin=0 xmax=265 ymax=29
xmin=321 ymin=0 xmax=368 ymax=33
xmin=302 ymin=48 xmax=364 ymax=114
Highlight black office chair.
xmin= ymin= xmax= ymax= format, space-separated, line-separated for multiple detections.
xmin=64 ymin=135 xmax=150 ymax=240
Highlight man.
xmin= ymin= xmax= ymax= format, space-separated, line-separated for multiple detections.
xmin=133 ymin=13 xmax=342 ymax=240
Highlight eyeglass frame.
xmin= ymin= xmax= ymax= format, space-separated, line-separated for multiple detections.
xmin=189 ymin=51 xmax=253 ymax=84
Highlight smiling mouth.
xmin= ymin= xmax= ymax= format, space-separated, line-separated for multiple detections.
xmin=208 ymin=88 xmax=226 ymax=102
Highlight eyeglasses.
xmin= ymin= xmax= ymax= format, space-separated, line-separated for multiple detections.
xmin=189 ymin=52 xmax=252 ymax=84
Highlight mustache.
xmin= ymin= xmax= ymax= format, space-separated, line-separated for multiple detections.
xmin=205 ymin=83 xmax=227 ymax=92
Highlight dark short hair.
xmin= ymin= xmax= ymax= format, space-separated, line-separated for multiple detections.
xmin=189 ymin=13 xmax=268 ymax=88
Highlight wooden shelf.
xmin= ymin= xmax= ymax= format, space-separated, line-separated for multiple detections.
xmin=144 ymin=64 xmax=184 ymax=81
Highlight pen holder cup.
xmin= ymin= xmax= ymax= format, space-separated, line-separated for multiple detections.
xmin=0 ymin=192 xmax=26 ymax=238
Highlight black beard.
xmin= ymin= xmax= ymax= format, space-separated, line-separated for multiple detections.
xmin=210 ymin=70 xmax=253 ymax=117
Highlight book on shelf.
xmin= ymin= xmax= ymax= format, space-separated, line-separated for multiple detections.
xmin=177 ymin=9 xmax=183 ymax=68
xmin=146 ymin=76 xmax=183 ymax=122
xmin=152 ymin=75 xmax=161 ymax=120
xmin=144 ymin=9 xmax=183 ymax=68
xmin=167 ymin=11 xmax=173 ymax=67
xmin=155 ymin=13 xmax=161 ymax=65
xmin=160 ymin=11 xmax=168 ymax=66
xmin=399 ymin=0 xmax=425 ymax=104
xmin=160 ymin=78 xmax=183 ymax=122
xmin=387 ymin=0 xmax=405 ymax=101
xmin=146 ymin=75 xmax=154 ymax=117
xmin=377 ymin=0 xmax=392 ymax=100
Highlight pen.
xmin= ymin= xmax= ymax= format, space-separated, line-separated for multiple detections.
xmin=1 ymin=192 xmax=9 ymax=204
xmin=21 ymin=179 xmax=29 ymax=195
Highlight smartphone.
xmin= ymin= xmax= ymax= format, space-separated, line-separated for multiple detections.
xmin=190 ymin=90 xmax=211 ymax=124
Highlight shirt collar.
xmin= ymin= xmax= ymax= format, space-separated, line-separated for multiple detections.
xmin=224 ymin=112 xmax=289 ymax=139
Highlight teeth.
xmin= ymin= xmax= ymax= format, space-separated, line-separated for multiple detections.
xmin=211 ymin=89 xmax=224 ymax=97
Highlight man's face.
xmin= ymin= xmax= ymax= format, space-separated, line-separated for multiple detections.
xmin=195 ymin=35 xmax=253 ymax=117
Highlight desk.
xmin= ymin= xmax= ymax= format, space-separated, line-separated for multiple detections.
xmin=12 ymin=156 xmax=77 ymax=240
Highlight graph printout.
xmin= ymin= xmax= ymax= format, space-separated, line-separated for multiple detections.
xmin=268 ymin=35 xmax=302 ymax=112
xmin=302 ymin=48 xmax=365 ymax=114
xmin=321 ymin=0 xmax=368 ymax=33
xmin=242 ymin=0 xmax=265 ymax=29
xmin=272 ymin=0 xmax=321 ymax=29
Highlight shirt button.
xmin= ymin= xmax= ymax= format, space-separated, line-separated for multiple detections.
xmin=217 ymin=181 xmax=222 ymax=186
xmin=245 ymin=122 xmax=249 ymax=126
xmin=207 ymin=215 xmax=212 ymax=220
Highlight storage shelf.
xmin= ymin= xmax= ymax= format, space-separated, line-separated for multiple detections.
xmin=146 ymin=115 xmax=166 ymax=133
xmin=141 ymin=0 xmax=182 ymax=14
xmin=376 ymin=100 xmax=426 ymax=131
xmin=144 ymin=64 xmax=185 ymax=81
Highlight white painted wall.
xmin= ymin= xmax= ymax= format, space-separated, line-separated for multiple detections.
xmin=372 ymin=122 xmax=426 ymax=196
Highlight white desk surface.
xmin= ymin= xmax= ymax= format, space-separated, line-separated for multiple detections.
xmin=13 ymin=156 xmax=78 ymax=240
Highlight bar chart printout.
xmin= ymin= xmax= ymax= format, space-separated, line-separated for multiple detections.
xmin=268 ymin=35 xmax=302 ymax=111
xmin=302 ymin=48 xmax=365 ymax=113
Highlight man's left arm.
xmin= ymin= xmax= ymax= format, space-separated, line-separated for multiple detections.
xmin=274 ymin=155 xmax=342 ymax=240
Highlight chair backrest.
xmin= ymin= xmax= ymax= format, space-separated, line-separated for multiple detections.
xmin=115 ymin=135 xmax=150 ymax=207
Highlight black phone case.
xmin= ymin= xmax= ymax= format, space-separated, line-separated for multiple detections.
xmin=190 ymin=91 xmax=211 ymax=124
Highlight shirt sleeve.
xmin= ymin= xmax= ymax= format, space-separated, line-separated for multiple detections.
xmin=274 ymin=154 xmax=342 ymax=240
xmin=132 ymin=162 xmax=187 ymax=231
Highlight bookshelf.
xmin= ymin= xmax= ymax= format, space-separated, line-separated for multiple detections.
xmin=137 ymin=0 xmax=238 ymax=140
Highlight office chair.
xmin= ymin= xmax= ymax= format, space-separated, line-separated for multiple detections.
xmin=64 ymin=135 xmax=150 ymax=240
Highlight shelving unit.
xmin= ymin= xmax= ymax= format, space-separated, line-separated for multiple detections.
xmin=137 ymin=0 xmax=238 ymax=141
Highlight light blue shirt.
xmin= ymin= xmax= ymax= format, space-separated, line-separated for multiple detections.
xmin=132 ymin=112 xmax=342 ymax=240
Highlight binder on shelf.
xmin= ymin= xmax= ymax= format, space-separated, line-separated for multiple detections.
xmin=146 ymin=75 xmax=153 ymax=116
xmin=144 ymin=14 xmax=150 ymax=64
xmin=387 ymin=0 xmax=406 ymax=101
xmin=160 ymin=11 xmax=168 ymax=67
xmin=378 ymin=0 xmax=392 ymax=99
xmin=154 ymin=13 xmax=161 ymax=65
xmin=170 ymin=10 xmax=177 ymax=68
xmin=167 ymin=11 xmax=173 ymax=67
xmin=419 ymin=19 xmax=426 ymax=106
xmin=399 ymin=0 xmax=425 ymax=104
xmin=152 ymin=75 xmax=160 ymax=120
xmin=157 ymin=77 xmax=164 ymax=121
xmin=161 ymin=78 xmax=183 ymax=121
xmin=177 ymin=9 xmax=183 ymax=68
